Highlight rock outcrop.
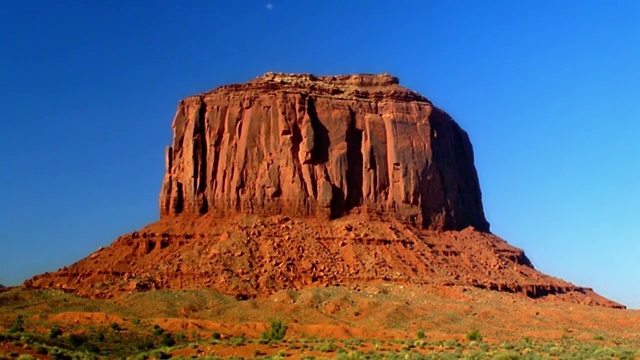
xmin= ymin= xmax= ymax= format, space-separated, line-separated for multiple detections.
xmin=23 ymin=73 xmax=625 ymax=309
xmin=159 ymin=73 xmax=489 ymax=231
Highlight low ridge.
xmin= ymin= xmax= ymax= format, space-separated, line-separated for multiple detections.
xmin=24 ymin=73 xmax=625 ymax=309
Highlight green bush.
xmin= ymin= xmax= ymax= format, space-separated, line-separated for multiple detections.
xmin=160 ymin=333 xmax=175 ymax=347
xmin=492 ymin=350 xmax=520 ymax=360
xmin=316 ymin=341 xmax=337 ymax=352
xmin=49 ymin=325 xmax=63 ymax=339
xmin=229 ymin=336 xmax=246 ymax=346
xmin=68 ymin=333 xmax=87 ymax=348
xmin=80 ymin=342 xmax=100 ymax=354
xmin=149 ymin=350 xmax=170 ymax=359
xmin=417 ymin=330 xmax=425 ymax=339
xmin=34 ymin=344 xmax=48 ymax=355
xmin=9 ymin=317 xmax=24 ymax=333
xmin=261 ymin=320 xmax=288 ymax=342
xmin=466 ymin=329 xmax=483 ymax=342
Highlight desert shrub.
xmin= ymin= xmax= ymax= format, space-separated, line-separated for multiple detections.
xmin=616 ymin=349 xmax=636 ymax=360
xmin=48 ymin=346 xmax=73 ymax=360
xmin=316 ymin=341 xmax=337 ymax=352
xmin=49 ymin=325 xmax=63 ymax=339
xmin=17 ymin=355 xmax=34 ymax=360
xmin=152 ymin=327 xmax=164 ymax=336
xmin=261 ymin=320 xmax=287 ymax=342
xmin=149 ymin=350 xmax=170 ymax=359
xmin=135 ymin=339 xmax=155 ymax=351
xmin=444 ymin=339 xmax=459 ymax=349
xmin=593 ymin=334 xmax=605 ymax=341
xmin=492 ymin=350 xmax=520 ymax=360
xmin=160 ymin=333 xmax=175 ymax=347
xmin=9 ymin=316 xmax=24 ymax=333
xmin=20 ymin=334 xmax=34 ymax=345
xmin=499 ymin=341 xmax=515 ymax=350
xmin=465 ymin=349 xmax=487 ymax=360
xmin=68 ymin=333 xmax=87 ymax=348
xmin=417 ymin=330 xmax=425 ymax=339
xmin=210 ymin=331 xmax=221 ymax=340
xmin=466 ymin=329 xmax=482 ymax=342
xmin=80 ymin=342 xmax=99 ymax=354
xmin=34 ymin=344 xmax=48 ymax=355
xmin=109 ymin=322 xmax=120 ymax=331
xmin=229 ymin=336 xmax=246 ymax=346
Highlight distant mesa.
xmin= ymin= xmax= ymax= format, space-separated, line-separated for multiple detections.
xmin=23 ymin=73 xmax=625 ymax=309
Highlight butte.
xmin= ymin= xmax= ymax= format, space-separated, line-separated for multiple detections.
xmin=25 ymin=73 xmax=624 ymax=309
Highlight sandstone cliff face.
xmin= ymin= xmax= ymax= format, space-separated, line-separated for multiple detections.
xmin=159 ymin=73 xmax=490 ymax=231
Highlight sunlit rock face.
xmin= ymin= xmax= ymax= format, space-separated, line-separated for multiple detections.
xmin=159 ymin=73 xmax=489 ymax=232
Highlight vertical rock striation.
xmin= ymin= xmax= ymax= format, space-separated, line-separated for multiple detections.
xmin=159 ymin=73 xmax=489 ymax=231
xmin=160 ymin=73 xmax=489 ymax=231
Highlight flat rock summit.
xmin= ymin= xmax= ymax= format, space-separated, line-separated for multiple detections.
xmin=26 ymin=73 xmax=624 ymax=309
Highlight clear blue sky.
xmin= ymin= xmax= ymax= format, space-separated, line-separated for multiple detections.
xmin=1 ymin=1 xmax=638 ymax=308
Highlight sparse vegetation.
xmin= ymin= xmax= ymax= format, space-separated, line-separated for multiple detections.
xmin=229 ymin=336 xmax=246 ymax=346
xmin=466 ymin=329 xmax=482 ymax=342
xmin=261 ymin=320 xmax=288 ymax=342
xmin=0 ymin=287 xmax=639 ymax=359
xmin=160 ymin=333 xmax=175 ymax=347
xmin=8 ymin=317 xmax=24 ymax=334
xmin=49 ymin=325 xmax=62 ymax=339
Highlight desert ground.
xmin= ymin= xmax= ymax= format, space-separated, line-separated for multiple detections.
xmin=1 ymin=282 xmax=639 ymax=359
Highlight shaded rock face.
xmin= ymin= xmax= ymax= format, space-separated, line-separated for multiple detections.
xmin=160 ymin=73 xmax=490 ymax=231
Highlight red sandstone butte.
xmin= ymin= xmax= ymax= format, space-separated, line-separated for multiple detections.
xmin=24 ymin=73 xmax=625 ymax=309
xmin=159 ymin=73 xmax=489 ymax=231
